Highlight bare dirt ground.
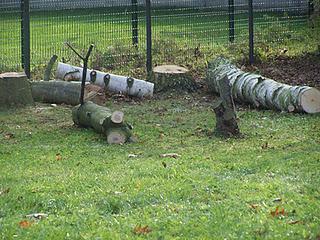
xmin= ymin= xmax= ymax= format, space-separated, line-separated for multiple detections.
xmin=244 ymin=53 xmax=320 ymax=90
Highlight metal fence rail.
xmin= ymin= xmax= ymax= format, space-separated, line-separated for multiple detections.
xmin=0 ymin=0 xmax=315 ymax=78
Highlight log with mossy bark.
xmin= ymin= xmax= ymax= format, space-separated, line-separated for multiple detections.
xmin=55 ymin=62 xmax=154 ymax=98
xmin=207 ymin=57 xmax=320 ymax=114
xmin=31 ymin=80 xmax=106 ymax=106
xmin=72 ymin=101 xmax=133 ymax=144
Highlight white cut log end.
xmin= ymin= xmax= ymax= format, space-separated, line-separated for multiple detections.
xmin=111 ymin=111 xmax=124 ymax=124
xmin=107 ymin=131 xmax=126 ymax=144
xmin=153 ymin=65 xmax=189 ymax=74
xmin=300 ymin=88 xmax=320 ymax=113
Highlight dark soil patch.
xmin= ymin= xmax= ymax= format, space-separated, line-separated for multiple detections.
xmin=243 ymin=53 xmax=320 ymax=90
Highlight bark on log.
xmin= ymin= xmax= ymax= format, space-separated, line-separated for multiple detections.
xmin=207 ymin=57 xmax=320 ymax=114
xmin=0 ymin=72 xmax=34 ymax=109
xmin=151 ymin=65 xmax=197 ymax=92
xmin=55 ymin=62 xmax=154 ymax=98
xmin=212 ymin=74 xmax=240 ymax=137
xmin=44 ymin=55 xmax=58 ymax=81
xmin=31 ymin=80 xmax=106 ymax=106
xmin=72 ymin=101 xmax=133 ymax=144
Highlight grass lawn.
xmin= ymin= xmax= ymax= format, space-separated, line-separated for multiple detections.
xmin=1 ymin=94 xmax=320 ymax=239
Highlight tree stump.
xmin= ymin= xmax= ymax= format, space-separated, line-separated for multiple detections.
xmin=212 ymin=74 xmax=240 ymax=137
xmin=0 ymin=72 xmax=34 ymax=109
xmin=151 ymin=65 xmax=197 ymax=92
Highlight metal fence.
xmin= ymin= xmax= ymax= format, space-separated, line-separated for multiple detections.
xmin=0 ymin=0 xmax=314 ymax=78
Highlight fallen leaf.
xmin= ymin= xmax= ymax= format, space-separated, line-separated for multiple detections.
xmin=133 ymin=225 xmax=152 ymax=235
xmin=271 ymin=207 xmax=279 ymax=217
xmin=26 ymin=213 xmax=48 ymax=220
xmin=271 ymin=207 xmax=286 ymax=217
xmin=56 ymin=153 xmax=62 ymax=161
xmin=160 ymin=153 xmax=181 ymax=159
xmin=4 ymin=132 xmax=14 ymax=140
xmin=19 ymin=220 xmax=33 ymax=228
xmin=0 ymin=188 xmax=10 ymax=196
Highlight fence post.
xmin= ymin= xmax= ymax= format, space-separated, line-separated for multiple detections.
xmin=131 ymin=0 xmax=139 ymax=46
xmin=228 ymin=0 xmax=235 ymax=42
xmin=248 ymin=0 xmax=254 ymax=64
xmin=308 ymin=0 xmax=314 ymax=19
xmin=146 ymin=0 xmax=152 ymax=73
xmin=21 ymin=0 xmax=31 ymax=78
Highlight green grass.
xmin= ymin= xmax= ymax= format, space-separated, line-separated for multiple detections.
xmin=1 ymin=7 xmax=318 ymax=75
xmin=1 ymin=94 xmax=320 ymax=239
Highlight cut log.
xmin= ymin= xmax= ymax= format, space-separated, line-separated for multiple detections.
xmin=72 ymin=101 xmax=133 ymax=144
xmin=207 ymin=57 xmax=320 ymax=114
xmin=212 ymin=74 xmax=240 ymax=137
xmin=55 ymin=62 xmax=154 ymax=98
xmin=151 ymin=65 xmax=197 ymax=92
xmin=31 ymin=80 xmax=106 ymax=106
xmin=0 ymin=72 xmax=34 ymax=109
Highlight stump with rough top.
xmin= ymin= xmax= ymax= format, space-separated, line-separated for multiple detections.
xmin=0 ymin=72 xmax=34 ymax=109
xmin=151 ymin=65 xmax=197 ymax=92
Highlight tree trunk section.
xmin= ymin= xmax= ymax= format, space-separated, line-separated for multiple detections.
xmin=212 ymin=74 xmax=240 ymax=137
xmin=0 ymin=72 xmax=34 ymax=109
xmin=151 ymin=65 xmax=197 ymax=92
xmin=55 ymin=62 xmax=154 ymax=98
xmin=72 ymin=101 xmax=133 ymax=144
xmin=31 ymin=80 xmax=106 ymax=106
xmin=207 ymin=57 xmax=320 ymax=114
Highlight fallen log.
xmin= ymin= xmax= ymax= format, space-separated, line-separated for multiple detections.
xmin=31 ymin=80 xmax=106 ymax=106
xmin=212 ymin=74 xmax=240 ymax=137
xmin=55 ymin=62 xmax=154 ymax=98
xmin=207 ymin=57 xmax=320 ymax=114
xmin=72 ymin=101 xmax=133 ymax=144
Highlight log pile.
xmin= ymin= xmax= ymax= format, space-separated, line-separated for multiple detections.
xmin=207 ymin=57 xmax=320 ymax=114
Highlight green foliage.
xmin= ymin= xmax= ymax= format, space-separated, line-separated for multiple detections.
xmin=0 ymin=97 xmax=320 ymax=239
